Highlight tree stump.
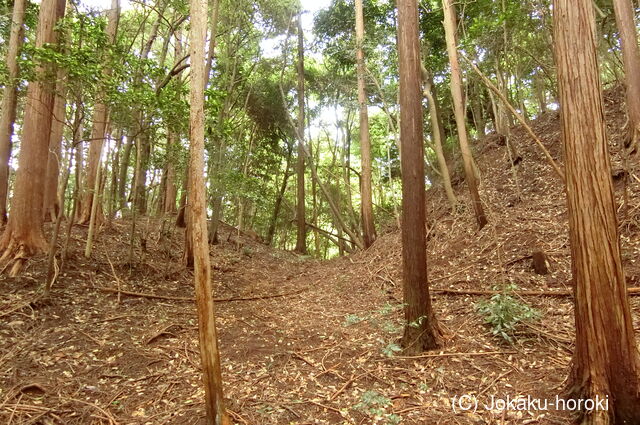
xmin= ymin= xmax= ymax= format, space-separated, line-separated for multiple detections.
xmin=532 ymin=250 xmax=549 ymax=275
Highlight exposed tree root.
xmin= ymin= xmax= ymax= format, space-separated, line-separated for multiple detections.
xmin=0 ymin=243 xmax=39 ymax=277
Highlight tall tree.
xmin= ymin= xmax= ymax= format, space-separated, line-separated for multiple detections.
xmin=0 ymin=0 xmax=66 ymax=273
xmin=354 ymin=0 xmax=376 ymax=248
xmin=131 ymin=2 xmax=167 ymax=214
xmin=187 ymin=0 xmax=229 ymax=423
xmin=78 ymin=0 xmax=121 ymax=223
xmin=294 ymin=13 xmax=307 ymax=254
xmin=0 ymin=0 xmax=26 ymax=224
xmin=554 ymin=0 xmax=640 ymax=422
xmin=442 ymin=0 xmax=487 ymax=230
xmin=396 ymin=0 xmax=441 ymax=355
xmin=612 ymin=0 xmax=640 ymax=150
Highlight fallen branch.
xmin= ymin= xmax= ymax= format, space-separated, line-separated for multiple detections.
xmin=431 ymin=287 xmax=640 ymax=297
xmin=0 ymin=298 xmax=38 ymax=318
xmin=383 ymin=350 xmax=517 ymax=360
xmin=98 ymin=287 xmax=308 ymax=302
xmin=329 ymin=372 xmax=369 ymax=401
xmin=460 ymin=53 xmax=565 ymax=183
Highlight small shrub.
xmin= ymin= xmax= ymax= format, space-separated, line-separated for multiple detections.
xmin=381 ymin=341 xmax=402 ymax=357
xmin=475 ymin=284 xmax=541 ymax=343
xmin=355 ymin=390 xmax=401 ymax=425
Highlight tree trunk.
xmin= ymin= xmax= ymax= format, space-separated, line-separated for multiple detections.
xmin=396 ymin=0 xmax=442 ymax=355
xmin=117 ymin=134 xmax=133 ymax=211
xmin=471 ymin=81 xmax=487 ymax=137
xmin=176 ymin=164 xmax=188 ymax=228
xmin=422 ymin=66 xmax=457 ymax=210
xmin=164 ymin=132 xmax=178 ymax=214
xmin=294 ymin=14 xmax=307 ymax=254
xmin=204 ymin=0 xmax=220 ymax=84
xmin=163 ymin=32 xmax=185 ymax=215
xmin=355 ymin=0 xmax=376 ymax=248
xmin=612 ymin=0 xmax=640 ymax=150
xmin=0 ymin=0 xmax=26 ymax=224
xmin=0 ymin=0 xmax=66 ymax=272
xmin=267 ymin=147 xmax=292 ymax=245
xmin=44 ymin=74 xmax=66 ymax=221
xmin=534 ymin=71 xmax=547 ymax=115
xmin=554 ymin=0 xmax=640 ymax=422
xmin=130 ymin=3 xmax=165 ymax=215
xmin=187 ymin=0 xmax=229 ymax=422
xmin=442 ymin=0 xmax=487 ymax=230
xmin=78 ymin=0 xmax=120 ymax=224
xmin=108 ymin=129 xmax=123 ymax=220
xmin=133 ymin=133 xmax=151 ymax=214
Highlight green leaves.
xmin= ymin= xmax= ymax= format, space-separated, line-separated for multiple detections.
xmin=354 ymin=390 xmax=401 ymax=424
xmin=475 ymin=284 xmax=541 ymax=343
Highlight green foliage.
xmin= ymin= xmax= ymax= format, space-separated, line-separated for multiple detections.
xmin=475 ymin=285 xmax=541 ymax=343
xmin=343 ymin=302 xmax=405 ymax=356
xmin=343 ymin=313 xmax=366 ymax=326
xmin=354 ymin=390 xmax=401 ymax=424
xmin=380 ymin=341 xmax=402 ymax=357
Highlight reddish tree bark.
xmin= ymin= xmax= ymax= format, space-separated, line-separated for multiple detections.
xmin=0 ymin=0 xmax=66 ymax=274
xmin=612 ymin=0 xmax=640 ymax=149
xmin=397 ymin=0 xmax=442 ymax=354
xmin=0 ymin=0 xmax=26 ymax=224
xmin=554 ymin=0 xmax=640 ymax=422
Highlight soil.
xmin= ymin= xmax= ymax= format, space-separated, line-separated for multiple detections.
xmin=2 ymin=87 xmax=640 ymax=424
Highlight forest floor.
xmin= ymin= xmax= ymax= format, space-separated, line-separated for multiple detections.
xmin=3 ymin=87 xmax=640 ymax=425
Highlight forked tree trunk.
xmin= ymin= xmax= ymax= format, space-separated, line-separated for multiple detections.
xmin=355 ymin=0 xmax=376 ymax=248
xmin=0 ymin=0 xmax=26 ymax=224
xmin=78 ymin=0 xmax=120 ymax=224
xmin=294 ymin=14 xmax=307 ymax=254
xmin=396 ymin=0 xmax=442 ymax=355
xmin=442 ymin=0 xmax=487 ymax=230
xmin=187 ymin=1 xmax=229 ymax=423
xmin=554 ymin=0 xmax=640 ymax=423
xmin=612 ymin=0 xmax=640 ymax=149
xmin=0 ymin=0 xmax=66 ymax=273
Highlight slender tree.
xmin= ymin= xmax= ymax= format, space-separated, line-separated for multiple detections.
xmin=554 ymin=0 xmax=640 ymax=422
xmin=131 ymin=2 xmax=167 ymax=214
xmin=79 ymin=0 xmax=121 ymax=224
xmin=0 ymin=0 xmax=66 ymax=274
xmin=396 ymin=0 xmax=441 ymax=355
xmin=421 ymin=66 xmax=457 ymax=210
xmin=294 ymin=13 xmax=307 ymax=254
xmin=442 ymin=0 xmax=487 ymax=230
xmin=0 ymin=0 xmax=26 ymax=224
xmin=188 ymin=0 xmax=229 ymax=423
xmin=163 ymin=31 xmax=185 ymax=215
xmin=612 ymin=0 xmax=640 ymax=150
xmin=355 ymin=0 xmax=376 ymax=248
xmin=44 ymin=75 xmax=67 ymax=221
